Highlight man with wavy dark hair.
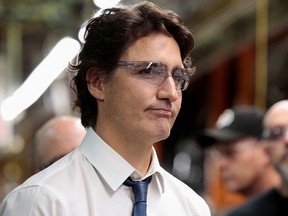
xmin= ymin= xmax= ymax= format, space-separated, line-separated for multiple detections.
xmin=0 ymin=2 xmax=210 ymax=215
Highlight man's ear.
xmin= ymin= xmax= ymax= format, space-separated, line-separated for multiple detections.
xmin=86 ymin=67 xmax=105 ymax=100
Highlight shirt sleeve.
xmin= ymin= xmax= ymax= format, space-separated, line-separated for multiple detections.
xmin=0 ymin=185 xmax=70 ymax=216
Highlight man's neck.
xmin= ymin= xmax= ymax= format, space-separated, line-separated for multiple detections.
xmin=93 ymin=125 xmax=154 ymax=177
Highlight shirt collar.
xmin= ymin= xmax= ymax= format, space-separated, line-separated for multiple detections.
xmin=149 ymin=148 xmax=165 ymax=193
xmin=78 ymin=128 xmax=165 ymax=193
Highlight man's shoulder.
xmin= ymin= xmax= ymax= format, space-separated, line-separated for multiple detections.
xmin=11 ymin=150 xmax=87 ymax=194
xmin=159 ymin=166 xmax=206 ymax=200
xmin=159 ymin=167 xmax=210 ymax=215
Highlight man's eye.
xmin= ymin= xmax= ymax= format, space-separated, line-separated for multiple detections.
xmin=139 ymin=64 xmax=163 ymax=76
xmin=173 ymin=76 xmax=182 ymax=83
xmin=139 ymin=67 xmax=155 ymax=75
xmin=173 ymin=70 xmax=185 ymax=81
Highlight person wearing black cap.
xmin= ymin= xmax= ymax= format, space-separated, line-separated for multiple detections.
xmin=198 ymin=106 xmax=280 ymax=199
xmin=225 ymin=101 xmax=288 ymax=216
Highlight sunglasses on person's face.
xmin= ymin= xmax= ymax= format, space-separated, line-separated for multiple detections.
xmin=262 ymin=126 xmax=288 ymax=140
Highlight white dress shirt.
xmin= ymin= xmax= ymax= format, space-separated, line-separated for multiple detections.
xmin=0 ymin=128 xmax=210 ymax=216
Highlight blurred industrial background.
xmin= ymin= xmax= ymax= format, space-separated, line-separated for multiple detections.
xmin=0 ymin=0 xmax=287 ymax=215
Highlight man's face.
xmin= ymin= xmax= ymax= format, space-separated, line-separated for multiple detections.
xmin=95 ymin=33 xmax=183 ymax=144
xmin=264 ymin=106 xmax=288 ymax=182
xmin=210 ymin=137 xmax=269 ymax=194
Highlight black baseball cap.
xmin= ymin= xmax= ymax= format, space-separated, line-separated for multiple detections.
xmin=197 ymin=106 xmax=265 ymax=148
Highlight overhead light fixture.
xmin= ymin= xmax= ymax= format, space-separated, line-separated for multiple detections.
xmin=0 ymin=37 xmax=81 ymax=121
xmin=92 ymin=0 xmax=121 ymax=9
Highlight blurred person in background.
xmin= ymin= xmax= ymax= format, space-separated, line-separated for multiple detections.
xmin=0 ymin=116 xmax=86 ymax=202
xmin=226 ymin=100 xmax=288 ymax=216
xmin=32 ymin=115 xmax=86 ymax=172
xmin=198 ymin=106 xmax=280 ymax=214
xmin=0 ymin=2 xmax=210 ymax=215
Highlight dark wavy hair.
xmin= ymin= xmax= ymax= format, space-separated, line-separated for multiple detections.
xmin=69 ymin=1 xmax=195 ymax=128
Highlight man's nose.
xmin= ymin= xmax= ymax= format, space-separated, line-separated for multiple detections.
xmin=157 ymin=76 xmax=179 ymax=102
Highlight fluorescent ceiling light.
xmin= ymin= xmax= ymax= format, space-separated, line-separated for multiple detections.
xmin=0 ymin=37 xmax=81 ymax=121
xmin=92 ymin=0 xmax=121 ymax=9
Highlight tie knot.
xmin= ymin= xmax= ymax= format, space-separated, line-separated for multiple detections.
xmin=124 ymin=176 xmax=152 ymax=203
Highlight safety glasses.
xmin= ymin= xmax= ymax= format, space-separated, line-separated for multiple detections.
xmin=115 ymin=61 xmax=195 ymax=91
